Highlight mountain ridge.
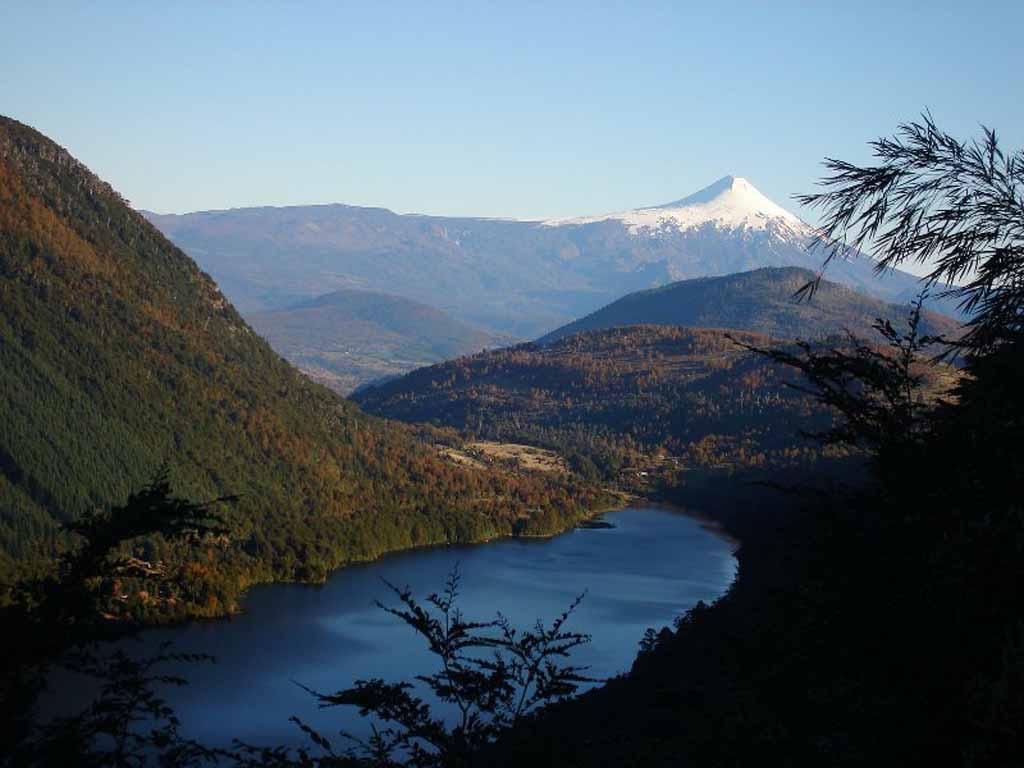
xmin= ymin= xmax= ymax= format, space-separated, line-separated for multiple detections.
xmin=0 ymin=115 xmax=606 ymax=608
xmin=143 ymin=177 xmax=953 ymax=339
xmin=539 ymin=266 xmax=961 ymax=345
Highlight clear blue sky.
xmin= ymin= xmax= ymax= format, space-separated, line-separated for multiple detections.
xmin=3 ymin=1 xmax=1021 ymax=221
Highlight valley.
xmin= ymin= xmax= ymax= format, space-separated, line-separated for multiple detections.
xmin=247 ymin=288 xmax=509 ymax=394
xmin=0 ymin=112 xmax=962 ymax=618
xmin=3 ymin=91 xmax=1018 ymax=766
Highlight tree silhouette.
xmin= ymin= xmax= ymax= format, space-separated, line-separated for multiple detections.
xmin=0 ymin=469 xmax=235 ymax=767
xmin=798 ymin=112 xmax=1024 ymax=351
xmin=285 ymin=569 xmax=592 ymax=768
xmin=731 ymin=295 xmax=946 ymax=470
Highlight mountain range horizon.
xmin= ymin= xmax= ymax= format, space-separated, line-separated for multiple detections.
xmin=142 ymin=174 xmax=801 ymax=225
xmin=145 ymin=172 xmax=960 ymax=342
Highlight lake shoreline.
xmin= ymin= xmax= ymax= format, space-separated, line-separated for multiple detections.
xmin=227 ymin=497 xmax=736 ymax=620
xmin=135 ymin=488 xmax=737 ymax=631
xmin=104 ymin=504 xmax=738 ymax=750
xmin=134 ymin=494 xmax=631 ymax=627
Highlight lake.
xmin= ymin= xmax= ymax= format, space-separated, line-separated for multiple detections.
xmin=79 ymin=505 xmax=736 ymax=751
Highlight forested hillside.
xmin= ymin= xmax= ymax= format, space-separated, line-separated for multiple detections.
xmin=539 ymin=266 xmax=960 ymax=344
xmin=0 ymin=116 xmax=609 ymax=616
xmin=354 ymin=326 xmax=835 ymax=485
xmin=354 ymin=323 xmax=959 ymax=495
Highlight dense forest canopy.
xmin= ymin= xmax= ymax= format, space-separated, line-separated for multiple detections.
xmin=0 ymin=115 xmax=612 ymax=618
xmin=354 ymin=324 xmax=957 ymax=489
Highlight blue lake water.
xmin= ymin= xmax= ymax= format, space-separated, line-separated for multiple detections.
xmin=76 ymin=505 xmax=736 ymax=751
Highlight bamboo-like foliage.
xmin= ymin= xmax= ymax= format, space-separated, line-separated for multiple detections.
xmin=798 ymin=112 xmax=1024 ymax=350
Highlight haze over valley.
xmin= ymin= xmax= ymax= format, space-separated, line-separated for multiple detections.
xmin=247 ymin=288 xmax=510 ymax=393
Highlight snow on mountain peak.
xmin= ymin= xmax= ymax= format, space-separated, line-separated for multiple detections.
xmin=542 ymin=175 xmax=810 ymax=237
xmin=661 ymin=175 xmax=768 ymax=207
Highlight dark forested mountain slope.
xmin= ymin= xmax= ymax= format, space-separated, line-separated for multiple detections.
xmin=540 ymin=266 xmax=961 ymax=344
xmin=353 ymin=323 xmax=957 ymax=488
xmin=0 ymin=116 xmax=606 ymax=610
xmin=354 ymin=326 xmax=842 ymax=482
xmin=144 ymin=176 xmax=951 ymax=338
xmin=248 ymin=288 xmax=509 ymax=394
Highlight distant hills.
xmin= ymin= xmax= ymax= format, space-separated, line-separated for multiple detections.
xmin=354 ymin=322 xmax=959 ymax=492
xmin=248 ymin=288 xmax=509 ymax=394
xmin=354 ymin=265 xmax=961 ymax=489
xmin=540 ymin=267 xmax=961 ymax=345
xmin=144 ymin=176 xmax=952 ymax=340
xmin=0 ymin=116 xmax=606 ymax=608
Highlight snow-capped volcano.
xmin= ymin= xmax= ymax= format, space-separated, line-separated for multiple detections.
xmin=149 ymin=174 xmax=959 ymax=341
xmin=543 ymin=175 xmax=811 ymax=237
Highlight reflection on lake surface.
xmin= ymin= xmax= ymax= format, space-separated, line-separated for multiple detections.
xmin=107 ymin=505 xmax=736 ymax=749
